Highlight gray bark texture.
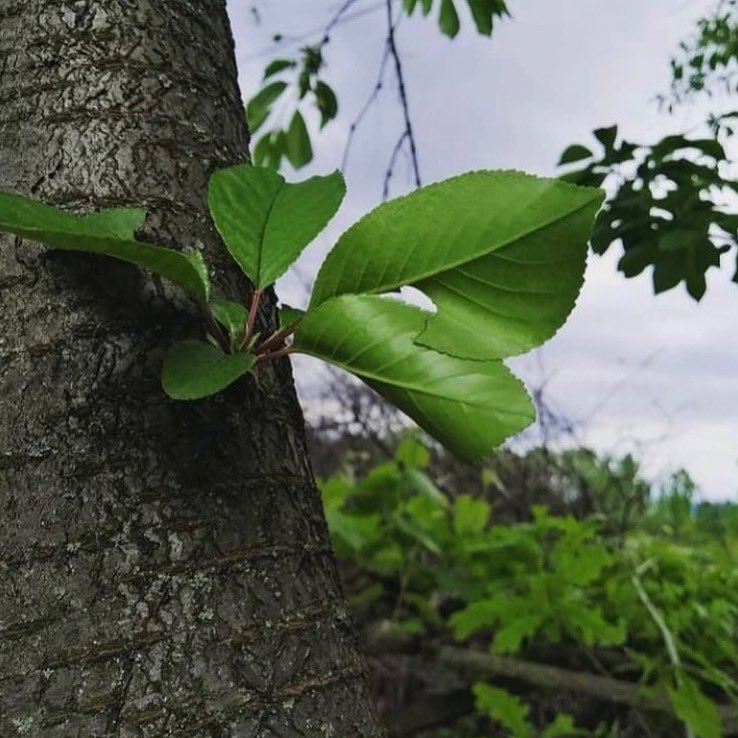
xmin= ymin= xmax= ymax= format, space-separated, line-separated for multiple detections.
xmin=0 ymin=2 xmax=384 ymax=736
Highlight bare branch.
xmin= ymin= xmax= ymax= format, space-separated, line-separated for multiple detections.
xmin=385 ymin=0 xmax=422 ymax=192
xmin=383 ymin=130 xmax=409 ymax=200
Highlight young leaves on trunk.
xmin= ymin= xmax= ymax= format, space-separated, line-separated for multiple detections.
xmin=0 ymin=166 xmax=601 ymax=460
xmin=0 ymin=192 xmax=210 ymax=302
xmin=208 ymin=165 xmax=345 ymax=289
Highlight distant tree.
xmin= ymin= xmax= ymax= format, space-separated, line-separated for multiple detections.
xmin=561 ymin=0 xmax=738 ymax=300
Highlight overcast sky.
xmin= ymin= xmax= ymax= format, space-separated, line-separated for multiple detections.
xmin=227 ymin=0 xmax=737 ymax=501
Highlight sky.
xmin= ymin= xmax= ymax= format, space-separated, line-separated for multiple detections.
xmin=227 ymin=0 xmax=737 ymax=501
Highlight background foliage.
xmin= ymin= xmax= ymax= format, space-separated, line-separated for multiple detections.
xmin=313 ymin=425 xmax=738 ymax=737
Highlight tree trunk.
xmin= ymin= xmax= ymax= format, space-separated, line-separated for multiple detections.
xmin=0 ymin=2 xmax=383 ymax=736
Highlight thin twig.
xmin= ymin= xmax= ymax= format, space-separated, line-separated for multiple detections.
xmin=246 ymin=287 xmax=263 ymax=339
xmin=383 ymin=130 xmax=409 ymax=200
xmin=243 ymin=2 xmax=384 ymax=61
xmin=385 ymin=0 xmax=421 ymax=189
xmin=633 ymin=560 xmax=694 ymax=738
xmin=322 ymin=0 xmax=364 ymax=44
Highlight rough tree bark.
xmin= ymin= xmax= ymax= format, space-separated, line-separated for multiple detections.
xmin=0 ymin=2 xmax=384 ymax=736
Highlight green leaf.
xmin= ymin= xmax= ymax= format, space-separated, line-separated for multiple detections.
xmin=0 ymin=192 xmax=210 ymax=302
xmin=466 ymin=0 xmax=492 ymax=35
xmin=396 ymin=504 xmax=444 ymax=554
xmin=451 ymin=597 xmax=505 ymax=639
xmin=541 ymin=714 xmax=588 ymax=738
xmin=280 ymin=304 xmax=306 ymax=327
xmin=393 ymin=618 xmax=426 ymax=635
xmin=404 ymin=0 xmax=419 ymax=13
xmin=161 ymin=341 xmax=255 ymax=400
xmin=185 ymin=249 xmax=211 ymax=302
xmin=208 ymin=165 xmax=345 ymax=288
xmin=210 ymin=299 xmax=247 ymax=344
xmin=492 ymin=612 xmax=544 ymax=653
xmin=653 ymin=253 xmax=685 ymax=294
xmin=562 ymin=604 xmax=624 ymax=647
xmin=315 ymin=80 xmax=339 ymax=128
xmin=420 ymin=0 xmax=433 ymax=14
xmin=298 ymin=70 xmax=311 ymax=99
xmin=686 ymin=269 xmax=708 ymax=300
xmin=252 ymin=135 xmax=273 ymax=169
xmin=594 ymin=125 xmax=618 ymax=151
xmin=258 ymin=130 xmax=288 ymax=170
xmin=81 ymin=207 xmax=145 ymax=238
xmin=454 ymin=494 xmax=491 ymax=535
xmin=246 ymin=81 xmax=287 ymax=133
xmin=466 ymin=0 xmax=509 ymax=36
xmin=293 ymin=295 xmax=534 ymax=460
xmin=667 ymin=674 xmax=721 ymax=738
xmin=396 ymin=436 xmax=431 ymax=468
xmin=263 ymin=59 xmax=295 ymax=79
xmin=311 ymin=170 xmax=602 ymax=361
xmin=325 ymin=508 xmax=381 ymax=552
xmin=286 ymin=110 xmax=313 ymax=168
xmin=473 ymin=683 xmax=533 ymax=738
xmin=439 ymin=0 xmax=461 ymax=37
xmin=405 ymin=468 xmax=449 ymax=507
xmin=558 ymin=144 xmax=594 ymax=165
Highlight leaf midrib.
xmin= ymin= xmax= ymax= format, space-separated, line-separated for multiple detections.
xmin=255 ymin=178 xmax=286 ymax=286
xmin=295 ymin=345 xmax=532 ymax=419
xmin=313 ymin=190 xmax=600 ymax=306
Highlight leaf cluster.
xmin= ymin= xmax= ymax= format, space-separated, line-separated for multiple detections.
xmin=665 ymin=0 xmax=738 ymax=106
xmin=247 ymin=44 xmax=339 ymax=170
xmin=560 ymin=125 xmax=738 ymax=299
xmin=403 ymin=0 xmax=510 ymax=39
xmin=0 ymin=165 xmax=601 ymax=461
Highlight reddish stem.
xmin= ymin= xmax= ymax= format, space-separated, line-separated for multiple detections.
xmin=254 ymin=321 xmax=299 ymax=355
xmin=255 ymin=347 xmax=294 ymax=365
xmin=246 ymin=288 xmax=263 ymax=339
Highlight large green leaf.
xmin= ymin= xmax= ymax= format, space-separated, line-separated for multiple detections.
xmin=161 ymin=341 xmax=255 ymax=400
xmin=0 ymin=191 xmax=210 ymax=302
xmin=208 ymin=165 xmax=345 ymax=288
xmin=310 ymin=171 xmax=602 ymax=361
xmin=293 ymin=294 xmax=534 ymax=460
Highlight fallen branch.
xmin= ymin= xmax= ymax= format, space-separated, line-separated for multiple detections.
xmin=364 ymin=623 xmax=738 ymax=733
xmin=436 ymin=646 xmax=738 ymax=734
